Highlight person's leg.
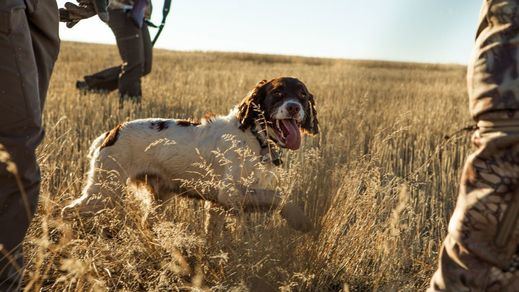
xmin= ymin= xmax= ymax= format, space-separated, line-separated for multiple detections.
xmin=80 ymin=9 xmax=125 ymax=92
xmin=429 ymin=1 xmax=519 ymax=290
xmin=109 ymin=9 xmax=146 ymax=101
xmin=0 ymin=0 xmax=59 ymax=290
xmin=142 ymin=22 xmax=152 ymax=77
xmin=82 ymin=66 xmax=121 ymax=92
xmin=82 ymin=10 xmax=149 ymax=99
xmin=28 ymin=0 xmax=60 ymax=108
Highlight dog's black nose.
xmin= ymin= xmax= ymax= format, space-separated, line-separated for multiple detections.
xmin=286 ymin=102 xmax=301 ymax=116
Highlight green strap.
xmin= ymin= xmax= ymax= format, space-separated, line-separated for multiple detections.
xmin=152 ymin=0 xmax=172 ymax=46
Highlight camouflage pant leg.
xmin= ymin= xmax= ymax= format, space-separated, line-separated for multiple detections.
xmin=429 ymin=0 xmax=519 ymax=290
xmin=429 ymin=126 xmax=519 ymax=291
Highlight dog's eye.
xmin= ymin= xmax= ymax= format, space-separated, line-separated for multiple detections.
xmin=274 ymin=91 xmax=283 ymax=97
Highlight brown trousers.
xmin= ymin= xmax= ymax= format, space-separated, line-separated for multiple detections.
xmin=429 ymin=0 xmax=519 ymax=291
xmin=84 ymin=9 xmax=152 ymax=101
xmin=0 ymin=0 xmax=59 ymax=290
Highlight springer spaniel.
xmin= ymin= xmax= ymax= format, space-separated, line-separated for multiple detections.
xmin=62 ymin=77 xmax=319 ymax=232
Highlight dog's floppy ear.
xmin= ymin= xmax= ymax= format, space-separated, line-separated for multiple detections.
xmin=301 ymin=93 xmax=319 ymax=135
xmin=237 ymin=79 xmax=268 ymax=130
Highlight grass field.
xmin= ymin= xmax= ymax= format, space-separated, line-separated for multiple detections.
xmin=22 ymin=41 xmax=472 ymax=291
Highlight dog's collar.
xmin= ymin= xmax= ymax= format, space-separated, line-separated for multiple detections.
xmin=250 ymin=120 xmax=283 ymax=166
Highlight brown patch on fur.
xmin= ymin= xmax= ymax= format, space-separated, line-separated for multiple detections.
xmin=463 ymin=163 xmax=477 ymax=185
xmin=131 ymin=173 xmax=210 ymax=202
xmin=100 ymin=124 xmax=123 ymax=150
xmin=301 ymin=94 xmax=319 ymax=135
xmin=237 ymin=79 xmax=268 ymax=130
xmin=130 ymin=173 xmax=164 ymax=197
xmin=203 ymin=111 xmax=216 ymax=123
xmin=176 ymin=119 xmax=201 ymax=127
xmin=149 ymin=120 xmax=169 ymax=131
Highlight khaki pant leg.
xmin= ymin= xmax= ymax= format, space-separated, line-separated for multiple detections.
xmin=84 ymin=66 xmax=121 ymax=92
xmin=85 ymin=10 xmax=152 ymax=98
xmin=27 ymin=0 xmax=60 ymax=108
xmin=109 ymin=9 xmax=146 ymax=100
xmin=142 ymin=23 xmax=152 ymax=76
xmin=429 ymin=0 xmax=519 ymax=290
xmin=0 ymin=0 xmax=58 ymax=290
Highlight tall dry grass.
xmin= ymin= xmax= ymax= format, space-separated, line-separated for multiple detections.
xmin=22 ymin=42 xmax=471 ymax=291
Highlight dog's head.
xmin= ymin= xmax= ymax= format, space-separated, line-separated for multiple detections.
xmin=237 ymin=77 xmax=319 ymax=150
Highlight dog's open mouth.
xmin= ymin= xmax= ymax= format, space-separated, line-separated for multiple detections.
xmin=269 ymin=119 xmax=302 ymax=150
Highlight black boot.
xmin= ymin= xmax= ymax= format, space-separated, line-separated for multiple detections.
xmin=75 ymin=80 xmax=90 ymax=91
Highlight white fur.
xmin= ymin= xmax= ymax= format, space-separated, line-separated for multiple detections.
xmin=272 ymin=99 xmax=305 ymax=121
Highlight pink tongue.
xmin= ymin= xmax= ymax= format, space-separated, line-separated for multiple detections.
xmin=280 ymin=119 xmax=301 ymax=150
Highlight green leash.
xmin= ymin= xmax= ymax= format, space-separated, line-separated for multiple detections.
xmin=146 ymin=0 xmax=172 ymax=47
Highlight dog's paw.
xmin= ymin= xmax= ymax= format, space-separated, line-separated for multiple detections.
xmin=61 ymin=205 xmax=77 ymax=221
xmin=61 ymin=200 xmax=98 ymax=220
xmin=280 ymin=202 xmax=313 ymax=232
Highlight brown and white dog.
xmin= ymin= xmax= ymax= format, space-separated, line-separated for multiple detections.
xmin=62 ymin=77 xmax=319 ymax=232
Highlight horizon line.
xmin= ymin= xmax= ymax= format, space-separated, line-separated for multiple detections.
xmin=60 ymin=39 xmax=468 ymax=67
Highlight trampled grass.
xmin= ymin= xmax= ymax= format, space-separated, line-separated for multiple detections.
xmin=23 ymin=41 xmax=471 ymax=291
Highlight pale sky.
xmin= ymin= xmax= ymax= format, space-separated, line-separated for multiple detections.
xmin=57 ymin=0 xmax=481 ymax=64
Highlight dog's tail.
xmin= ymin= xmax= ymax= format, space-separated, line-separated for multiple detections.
xmin=88 ymin=134 xmax=106 ymax=159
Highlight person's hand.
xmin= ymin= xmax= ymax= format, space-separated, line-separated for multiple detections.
xmin=59 ymin=0 xmax=109 ymax=28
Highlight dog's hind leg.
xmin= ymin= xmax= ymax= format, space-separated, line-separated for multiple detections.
xmin=62 ymin=147 xmax=127 ymax=219
xmin=203 ymin=201 xmax=227 ymax=243
xmin=127 ymin=174 xmax=163 ymax=225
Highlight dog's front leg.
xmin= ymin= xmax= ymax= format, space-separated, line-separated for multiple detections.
xmin=62 ymin=152 xmax=125 ymax=219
